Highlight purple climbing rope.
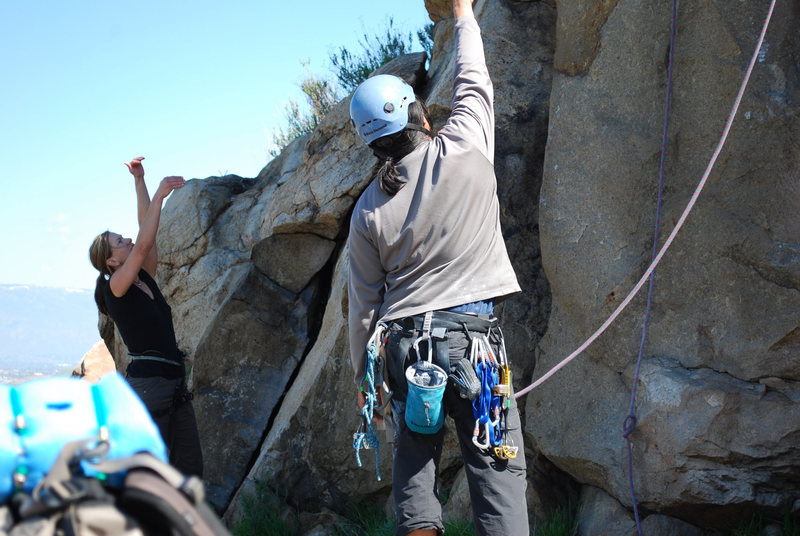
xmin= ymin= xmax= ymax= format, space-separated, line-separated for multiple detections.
xmin=628 ymin=1 xmax=777 ymax=529
xmin=623 ymin=1 xmax=679 ymax=534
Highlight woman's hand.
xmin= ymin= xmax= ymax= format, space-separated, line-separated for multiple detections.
xmin=453 ymin=0 xmax=475 ymax=18
xmin=154 ymin=175 xmax=186 ymax=201
xmin=124 ymin=156 xmax=146 ymax=180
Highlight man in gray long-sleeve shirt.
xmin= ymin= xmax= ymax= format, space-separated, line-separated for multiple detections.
xmin=347 ymin=1 xmax=529 ymax=534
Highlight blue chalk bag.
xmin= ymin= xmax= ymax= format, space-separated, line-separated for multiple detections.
xmin=404 ymin=312 xmax=448 ymax=434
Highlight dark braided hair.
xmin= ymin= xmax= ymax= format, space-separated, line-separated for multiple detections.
xmin=369 ymin=98 xmax=433 ymax=196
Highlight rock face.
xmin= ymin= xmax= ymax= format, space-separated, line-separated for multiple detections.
xmin=97 ymin=0 xmax=799 ymax=532
xmin=72 ymin=340 xmax=116 ymax=383
xmin=532 ymin=0 xmax=800 ymax=530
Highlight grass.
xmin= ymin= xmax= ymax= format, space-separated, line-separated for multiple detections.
xmin=331 ymin=502 xmax=394 ymax=536
xmin=229 ymin=480 xmax=799 ymax=536
xmin=330 ymin=501 xmax=582 ymax=536
xmin=231 ymin=485 xmax=472 ymax=536
xmin=443 ymin=519 xmax=476 ymax=536
xmin=231 ymin=480 xmax=299 ymax=536
xmin=330 ymin=500 xmax=477 ymax=536
xmin=731 ymin=511 xmax=799 ymax=536
xmin=533 ymin=505 xmax=578 ymax=536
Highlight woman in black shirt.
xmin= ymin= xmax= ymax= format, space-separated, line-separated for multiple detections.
xmin=88 ymin=157 xmax=203 ymax=477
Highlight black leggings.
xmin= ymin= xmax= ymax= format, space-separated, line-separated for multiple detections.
xmin=126 ymin=375 xmax=204 ymax=478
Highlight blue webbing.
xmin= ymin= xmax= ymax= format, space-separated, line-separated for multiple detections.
xmin=472 ymin=360 xmax=502 ymax=447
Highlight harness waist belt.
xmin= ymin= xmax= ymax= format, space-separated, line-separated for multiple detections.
xmin=398 ymin=310 xmax=498 ymax=334
xmin=128 ymin=355 xmax=183 ymax=367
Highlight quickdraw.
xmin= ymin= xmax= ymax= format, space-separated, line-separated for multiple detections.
xmin=493 ymin=334 xmax=513 ymax=404
xmin=469 ymin=333 xmax=518 ymax=460
xmin=470 ymin=336 xmax=503 ymax=455
xmin=353 ymin=324 xmax=389 ymax=481
xmin=494 ymin=334 xmax=518 ymax=459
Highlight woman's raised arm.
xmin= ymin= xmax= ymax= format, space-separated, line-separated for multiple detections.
xmin=109 ymin=175 xmax=184 ymax=297
xmin=453 ymin=0 xmax=475 ymax=19
xmin=124 ymin=156 xmax=161 ymax=275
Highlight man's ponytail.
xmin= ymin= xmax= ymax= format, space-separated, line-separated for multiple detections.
xmin=368 ymin=99 xmax=433 ymax=196
xmin=369 ymin=154 xmax=404 ymax=196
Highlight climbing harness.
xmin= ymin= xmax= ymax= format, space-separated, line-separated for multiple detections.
xmin=128 ymin=355 xmax=183 ymax=367
xmin=126 ymin=353 xmax=194 ymax=419
xmin=512 ymin=0 xmax=778 ymax=403
xmin=353 ymin=324 xmax=388 ymax=481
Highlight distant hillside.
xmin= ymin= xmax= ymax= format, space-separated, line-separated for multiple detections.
xmin=0 ymin=285 xmax=100 ymax=378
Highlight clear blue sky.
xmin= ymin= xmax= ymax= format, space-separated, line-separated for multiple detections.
xmin=0 ymin=1 xmax=431 ymax=289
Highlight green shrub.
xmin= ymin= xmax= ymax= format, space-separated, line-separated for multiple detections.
xmin=270 ymin=18 xmax=433 ymax=156
xmin=417 ymin=22 xmax=435 ymax=61
xmin=270 ymin=70 xmax=339 ymax=156
xmin=330 ymin=17 xmax=431 ymax=94
xmin=444 ymin=519 xmax=476 ymax=536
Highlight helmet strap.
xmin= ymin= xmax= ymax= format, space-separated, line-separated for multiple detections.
xmin=372 ymin=149 xmax=395 ymax=163
xmin=405 ymin=123 xmax=434 ymax=137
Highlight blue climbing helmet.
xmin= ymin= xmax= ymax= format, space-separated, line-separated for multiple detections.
xmin=350 ymin=74 xmax=416 ymax=145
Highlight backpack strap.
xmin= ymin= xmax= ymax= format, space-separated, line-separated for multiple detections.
xmin=64 ymin=500 xmax=145 ymax=536
xmin=12 ymin=440 xmax=230 ymax=536
xmin=119 ymin=469 xmax=228 ymax=536
xmin=92 ymin=452 xmax=205 ymax=503
xmin=16 ymin=439 xmax=109 ymax=518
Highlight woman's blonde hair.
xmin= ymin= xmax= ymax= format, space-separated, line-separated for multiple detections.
xmin=89 ymin=231 xmax=113 ymax=314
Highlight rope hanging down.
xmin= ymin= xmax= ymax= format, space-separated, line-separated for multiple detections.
xmin=624 ymin=0 xmax=679 ymax=533
xmin=513 ymin=0 xmax=778 ymax=401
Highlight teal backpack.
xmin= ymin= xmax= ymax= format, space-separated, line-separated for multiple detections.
xmin=0 ymin=373 xmax=229 ymax=536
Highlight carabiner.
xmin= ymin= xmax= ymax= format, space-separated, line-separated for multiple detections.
xmin=479 ymin=335 xmax=498 ymax=364
xmin=413 ymin=333 xmax=433 ymax=363
xmin=472 ymin=419 xmax=492 ymax=451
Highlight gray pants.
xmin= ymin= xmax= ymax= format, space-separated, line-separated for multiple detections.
xmin=385 ymin=312 xmax=529 ymax=536
xmin=126 ymin=376 xmax=204 ymax=477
